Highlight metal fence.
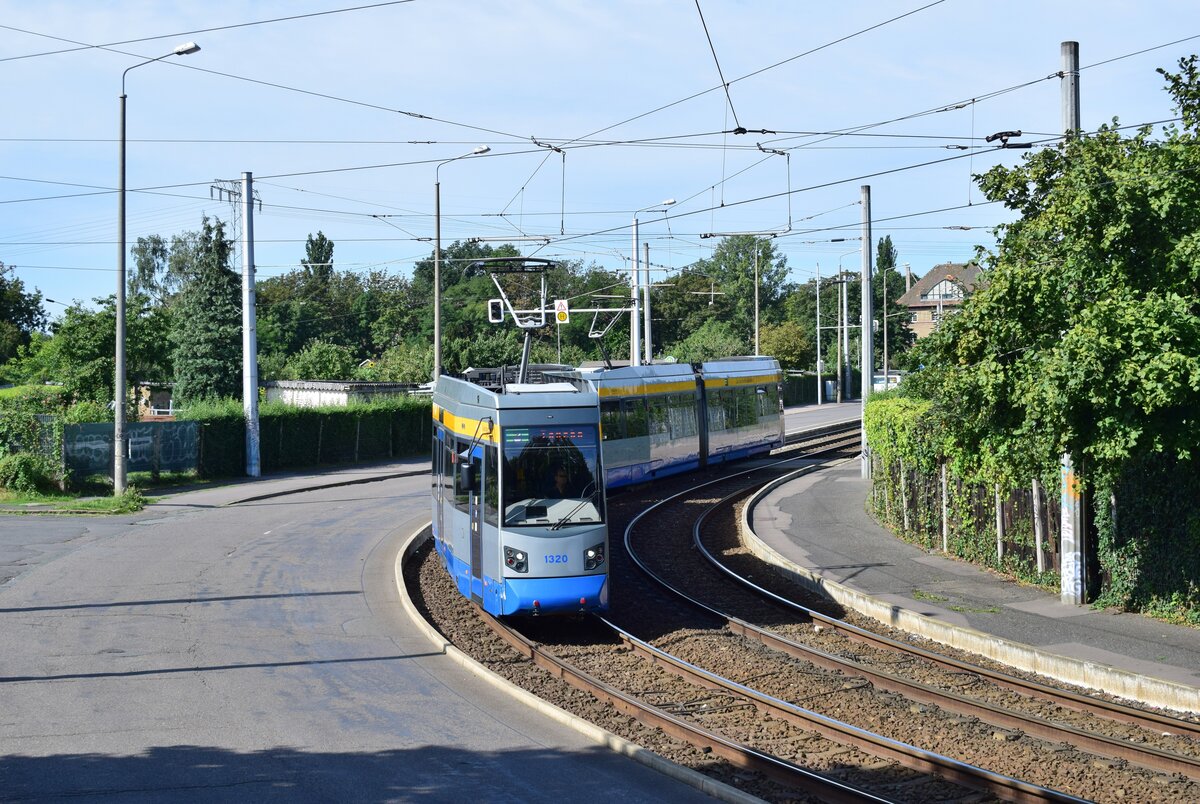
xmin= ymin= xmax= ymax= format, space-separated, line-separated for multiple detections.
xmin=63 ymin=421 xmax=199 ymax=478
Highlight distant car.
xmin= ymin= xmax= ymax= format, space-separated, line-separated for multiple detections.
xmin=872 ymin=373 xmax=902 ymax=392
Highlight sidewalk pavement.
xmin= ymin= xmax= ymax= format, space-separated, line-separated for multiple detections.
xmin=748 ymin=459 xmax=1200 ymax=714
xmin=0 ymin=457 xmax=431 ymax=514
xmin=144 ymin=457 xmax=431 ymax=508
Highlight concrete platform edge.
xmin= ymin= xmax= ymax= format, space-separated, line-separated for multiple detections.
xmin=394 ymin=523 xmax=763 ymax=804
xmin=741 ymin=460 xmax=1200 ymax=715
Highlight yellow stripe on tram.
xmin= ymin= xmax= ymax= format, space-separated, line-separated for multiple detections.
xmin=433 ymin=404 xmax=498 ymax=444
xmin=703 ymin=373 xmax=781 ymax=388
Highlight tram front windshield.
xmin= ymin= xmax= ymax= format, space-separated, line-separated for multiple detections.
xmin=502 ymin=425 xmax=603 ymax=527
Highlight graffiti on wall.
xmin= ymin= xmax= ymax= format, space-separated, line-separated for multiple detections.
xmin=64 ymin=421 xmax=199 ymax=477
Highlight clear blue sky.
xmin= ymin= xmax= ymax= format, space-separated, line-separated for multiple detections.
xmin=3 ymin=0 xmax=1198 ymax=313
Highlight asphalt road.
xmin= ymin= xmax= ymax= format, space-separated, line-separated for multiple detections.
xmin=0 ymin=475 xmax=708 ymax=802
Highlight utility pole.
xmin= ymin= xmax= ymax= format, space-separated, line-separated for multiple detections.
xmin=860 ymin=185 xmax=873 ymax=479
xmin=630 ymin=222 xmax=641 ymax=365
xmin=840 ymin=266 xmax=849 ymax=401
xmin=241 ymin=172 xmax=261 ymax=477
xmin=1060 ymin=40 xmax=1086 ymax=606
xmin=643 ymin=241 xmax=652 ymax=362
xmin=815 ymin=263 xmax=823 ymax=404
xmin=835 ymin=276 xmax=844 ymax=403
xmin=754 ymin=242 xmax=760 ymax=355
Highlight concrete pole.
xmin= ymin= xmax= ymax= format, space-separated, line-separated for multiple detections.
xmin=815 ymin=263 xmax=823 ymax=405
xmin=433 ymin=180 xmax=442 ymax=380
xmin=840 ymin=269 xmax=849 ymax=400
xmin=754 ymin=242 xmax=760 ymax=355
xmin=1060 ymin=40 xmax=1086 ymax=605
xmin=835 ymin=278 xmax=844 ymax=403
xmin=630 ymin=217 xmax=641 ymax=366
xmin=643 ymin=241 xmax=652 ymax=363
xmin=1062 ymin=41 xmax=1080 ymax=134
xmin=860 ymin=184 xmax=873 ymax=479
xmin=242 ymin=172 xmax=261 ymax=477
xmin=115 ymin=92 xmax=128 ymax=494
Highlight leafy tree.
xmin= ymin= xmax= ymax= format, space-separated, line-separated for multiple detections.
xmin=128 ymin=234 xmax=188 ymax=307
xmin=874 ymin=235 xmax=915 ymax=371
xmin=688 ymin=236 xmax=790 ymax=348
xmin=301 ymin=231 xmax=335 ymax=287
xmin=759 ymin=321 xmax=813 ymax=370
xmin=667 ymin=318 xmax=747 ymax=364
xmin=652 ymin=268 xmax=733 ymax=356
xmin=18 ymin=294 xmax=169 ymax=409
xmin=906 ymin=55 xmax=1200 ymax=490
xmin=365 ymin=340 xmax=433 ymax=383
xmin=170 ymin=217 xmax=241 ymax=403
xmin=283 ymin=339 xmax=358 ymax=380
xmin=0 ymin=261 xmax=46 ymax=368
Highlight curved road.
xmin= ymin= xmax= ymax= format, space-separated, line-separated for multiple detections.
xmin=0 ymin=475 xmax=709 ymax=802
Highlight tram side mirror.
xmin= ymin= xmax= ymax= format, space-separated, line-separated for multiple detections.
xmin=460 ymin=464 xmax=475 ymax=490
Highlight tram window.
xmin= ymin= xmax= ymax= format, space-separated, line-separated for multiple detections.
xmin=622 ymin=398 xmax=649 ymax=438
xmin=501 ymin=424 xmax=603 ymax=527
xmin=600 ymin=400 xmax=624 ymax=441
xmin=708 ymin=389 xmax=732 ymax=431
xmin=443 ymin=439 xmax=455 ymax=498
xmin=737 ymin=386 xmax=757 ymax=427
xmin=483 ymin=444 xmax=499 ymax=526
xmin=431 ymin=432 xmax=441 ymax=493
xmin=759 ymin=384 xmax=779 ymax=416
xmin=668 ymin=393 xmax=698 ymax=438
xmin=453 ymin=441 xmax=479 ymax=513
xmin=648 ymin=396 xmax=670 ymax=437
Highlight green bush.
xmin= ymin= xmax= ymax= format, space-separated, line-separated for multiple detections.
xmin=0 ymin=451 xmax=61 ymax=494
xmin=63 ymin=400 xmax=112 ymax=424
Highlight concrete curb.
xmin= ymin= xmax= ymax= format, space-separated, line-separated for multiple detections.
xmin=394 ymin=524 xmax=764 ymax=804
xmin=739 ymin=460 xmax=1200 ymax=715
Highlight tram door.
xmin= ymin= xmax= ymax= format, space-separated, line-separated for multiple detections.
xmin=465 ymin=446 xmax=484 ymax=605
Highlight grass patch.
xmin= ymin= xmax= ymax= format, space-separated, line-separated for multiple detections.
xmin=0 ymin=484 xmax=148 ymax=514
xmin=949 ymin=604 xmax=1001 ymax=614
xmin=911 ymin=589 xmax=948 ymax=602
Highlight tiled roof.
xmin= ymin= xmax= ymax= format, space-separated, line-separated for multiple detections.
xmin=896 ymin=262 xmax=982 ymax=308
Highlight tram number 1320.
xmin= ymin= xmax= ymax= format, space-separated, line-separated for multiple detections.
xmin=544 ymin=554 xmax=569 ymax=564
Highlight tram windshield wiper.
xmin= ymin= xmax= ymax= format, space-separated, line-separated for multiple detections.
xmin=550 ymin=482 xmax=599 ymax=531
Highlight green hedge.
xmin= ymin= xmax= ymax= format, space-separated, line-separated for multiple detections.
xmin=178 ymin=397 xmax=432 ymax=479
xmin=865 ymin=395 xmax=1200 ymax=624
xmin=1094 ymin=454 xmax=1200 ymax=625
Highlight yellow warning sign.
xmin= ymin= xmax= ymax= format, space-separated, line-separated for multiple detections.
xmin=554 ymin=299 xmax=569 ymax=324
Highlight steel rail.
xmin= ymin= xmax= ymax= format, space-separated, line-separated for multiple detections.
xmin=765 ymin=422 xmax=1200 ymax=743
xmin=620 ymin=453 xmax=1087 ymax=802
xmin=596 ymin=613 xmax=1088 ymax=804
xmin=473 ymin=604 xmax=895 ymax=804
xmin=685 ymin=484 xmax=1200 ymax=780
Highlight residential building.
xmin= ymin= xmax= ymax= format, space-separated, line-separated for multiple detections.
xmin=896 ymin=262 xmax=982 ymax=338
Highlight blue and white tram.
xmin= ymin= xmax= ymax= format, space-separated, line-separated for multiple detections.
xmin=431 ymin=373 xmax=608 ymax=616
xmin=580 ymin=356 xmax=784 ymax=489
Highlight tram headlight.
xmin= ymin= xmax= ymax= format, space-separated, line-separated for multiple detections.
xmin=504 ymin=546 xmax=528 ymax=574
xmin=584 ymin=542 xmax=606 ymax=571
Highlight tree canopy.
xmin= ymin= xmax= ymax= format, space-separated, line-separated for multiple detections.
xmin=0 ymin=261 xmax=46 ymax=369
xmin=905 ymin=56 xmax=1200 ymax=487
xmin=171 ymin=217 xmax=242 ymax=403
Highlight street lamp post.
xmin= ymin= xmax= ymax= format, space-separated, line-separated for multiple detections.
xmin=837 ymin=249 xmax=859 ymax=403
xmin=754 ymin=240 xmax=761 ymax=355
xmin=115 ymin=41 xmax=199 ymax=495
xmin=433 ymin=146 xmax=490 ymax=381
xmin=632 ymin=199 xmax=674 ymax=365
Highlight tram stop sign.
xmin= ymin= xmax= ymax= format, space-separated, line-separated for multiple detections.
xmin=554 ymin=299 xmax=569 ymax=324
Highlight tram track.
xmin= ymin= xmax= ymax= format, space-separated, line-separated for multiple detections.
xmin=407 ymin=424 xmax=1200 ymax=802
